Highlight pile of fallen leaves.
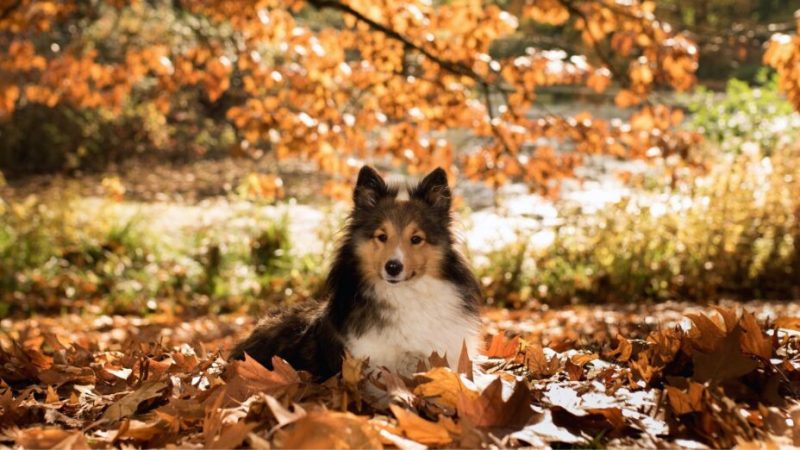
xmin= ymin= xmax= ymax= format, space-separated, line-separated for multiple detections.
xmin=1 ymin=302 xmax=799 ymax=449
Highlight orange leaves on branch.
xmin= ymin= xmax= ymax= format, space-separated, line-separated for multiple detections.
xmin=0 ymin=0 xmax=702 ymax=192
xmin=766 ymin=14 xmax=800 ymax=110
xmin=524 ymin=0 xmax=569 ymax=26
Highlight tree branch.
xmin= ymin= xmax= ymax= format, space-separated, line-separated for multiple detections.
xmin=558 ymin=0 xmax=629 ymax=87
xmin=307 ymin=0 xmax=522 ymax=157
xmin=0 ymin=0 xmax=23 ymax=21
xmin=306 ymin=0 xmax=509 ymax=92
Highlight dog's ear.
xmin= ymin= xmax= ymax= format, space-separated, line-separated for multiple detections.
xmin=354 ymin=166 xmax=388 ymax=209
xmin=412 ymin=167 xmax=451 ymax=212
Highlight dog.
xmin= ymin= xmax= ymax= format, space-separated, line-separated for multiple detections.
xmin=230 ymin=166 xmax=481 ymax=379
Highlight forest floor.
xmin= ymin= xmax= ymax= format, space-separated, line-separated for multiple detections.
xmin=1 ymin=299 xmax=799 ymax=449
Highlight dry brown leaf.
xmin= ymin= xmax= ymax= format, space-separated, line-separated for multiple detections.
xmin=264 ymin=395 xmax=306 ymax=427
xmin=692 ymin=327 xmax=758 ymax=382
xmin=456 ymin=377 xmax=533 ymax=428
xmin=342 ymin=353 xmax=366 ymax=389
xmin=775 ymin=317 xmax=800 ymax=331
xmin=101 ymin=380 xmax=170 ymax=422
xmin=605 ymin=335 xmax=633 ymax=362
xmin=208 ymin=420 xmax=259 ymax=449
xmin=223 ymin=355 xmax=302 ymax=406
xmin=457 ymin=340 xmax=473 ymax=381
xmin=13 ymin=428 xmax=89 ymax=450
xmin=278 ymin=411 xmax=383 ymax=449
xmin=511 ymin=409 xmax=584 ymax=446
xmin=485 ymin=334 xmax=520 ymax=359
xmin=665 ymin=381 xmax=705 ymax=415
xmin=739 ymin=311 xmax=772 ymax=359
xmin=525 ymin=343 xmax=560 ymax=378
xmin=389 ymin=404 xmax=452 ymax=446
xmin=414 ymin=367 xmax=477 ymax=410
xmin=687 ymin=312 xmax=726 ymax=352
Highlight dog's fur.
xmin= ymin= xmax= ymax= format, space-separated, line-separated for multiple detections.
xmin=230 ymin=166 xmax=481 ymax=379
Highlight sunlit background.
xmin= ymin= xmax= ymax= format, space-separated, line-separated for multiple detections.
xmin=2 ymin=2 xmax=800 ymax=448
xmin=0 ymin=1 xmax=799 ymax=315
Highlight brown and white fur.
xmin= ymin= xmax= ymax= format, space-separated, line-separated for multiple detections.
xmin=230 ymin=166 xmax=481 ymax=380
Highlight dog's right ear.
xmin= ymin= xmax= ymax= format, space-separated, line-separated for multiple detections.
xmin=354 ymin=166 xmax=388 ymax=209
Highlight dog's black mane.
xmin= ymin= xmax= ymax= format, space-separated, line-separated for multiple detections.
xmin=230 ymin=166 xmax=480 ymax=380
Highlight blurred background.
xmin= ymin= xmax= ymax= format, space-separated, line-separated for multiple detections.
xmin=1 ymin=0 xmax=799 ymax=318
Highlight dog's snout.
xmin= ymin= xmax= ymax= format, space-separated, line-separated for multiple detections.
xmin=384 ymin=260 xmax=404 ymax=277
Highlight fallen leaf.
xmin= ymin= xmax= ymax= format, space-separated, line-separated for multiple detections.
xmin=264 ymin=395 xmax=306 ymax=427
xmin=278 ymin=411 xmax=383 ymax=449
xmin=389 ymin=404 xmax=452 ymax=445
xmin=223 ymin=355 xmax=302 ymax=406
xmin=775 ymin=316 xmax=800 ymax=331
xmin=13 ymin=428 xmax=89 ymax=450
xmin=208 ymin=420 xmax=258 ymax=449
xmin=739 ymin=311 xmax=772 ymax=359
xmin=101 ymin=380 xmax=170 ymax=422
xmin=692 ymin=327 xmax=758 ymax=382
xmin=456 ymin=377 xmax=533 ymax=428
xmin=511 ymin=409 xmax=584 ymax=446
xmin=414 ymin=367 xmax=476 ymax=410
xmin=525 ymin=343 xmax=560 ymax=378
xmin=485 ymin=334 xmax=520 ymax=359
xmin=605 ymin=335 xmax=633 ymax=362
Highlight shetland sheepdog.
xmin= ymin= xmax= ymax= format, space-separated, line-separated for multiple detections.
xmin=230 ymin=166 xmax=481 ymax=380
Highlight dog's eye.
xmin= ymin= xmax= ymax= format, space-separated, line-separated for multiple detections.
xmin=410 ymin=235 xmax=423 ymax=245
xmin=376 ymin=233 xmax=388 ymax=243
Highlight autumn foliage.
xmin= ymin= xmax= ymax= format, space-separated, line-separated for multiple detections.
xmin=0 ymin=0 xmax=710 ymax=192
xmin=1 ymin=304 xmax=799 ymax=448
xmin=765 ymin=12 xmax=800 ymax=110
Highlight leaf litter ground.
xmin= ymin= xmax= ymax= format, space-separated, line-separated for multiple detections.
xmin=1 ymin=300 xmax=799 ymax=449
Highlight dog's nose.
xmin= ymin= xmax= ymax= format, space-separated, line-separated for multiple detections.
xmin=384 ymin=260 xmax=404 ymax=277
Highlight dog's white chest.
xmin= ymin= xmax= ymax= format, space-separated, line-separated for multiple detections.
xmin=345 ymin=276 xmax=480 ymax=374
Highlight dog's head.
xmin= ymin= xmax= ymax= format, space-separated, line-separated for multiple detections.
xmin=350 ymin=166 xmax=453 ymax=285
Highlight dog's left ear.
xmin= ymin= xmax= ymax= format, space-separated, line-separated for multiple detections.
xmin=412 ymin=167 xmax=451 ymax=212
xmin=354 ymin=165 xmax=388 ymax=210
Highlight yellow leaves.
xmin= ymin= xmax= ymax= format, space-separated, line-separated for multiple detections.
xmin=11 ymin=428 xmax=89 ymax=450
xmin=456 ymin=377 xmax=534 ymax=428
xmin=101 ymin=176 xmax=126 ymax=202
xmin=614 ymin=89 xmax=642 ymax=108
xmin=605 ymin=335 xmax=633 ymax=363
xmin=0 ymin=0 xmax=705 ymax=195
xmin=524 ymin=0 xmax=569 ymax=26
xmin=101 ymin=380 xmax=170 ymax=422
xmin=413 ymin=367 xmax=476 ymax=410
xmin=277 ymin=411 xmax=383 ymax=449
xmin=389 ymin=404 xmax=453 ymax=446
xmin=524 ymin=342 xmax=560 ymax=378
xmin=739 ymin=311 xmax=772 ymax=360
xmin=484 ymin=334 xmax=520 ymax=358
xmin=236 ymin=173 xmax=285 ymax=203
xmin=586 ymin=68 xmax=611 ymax=93
xmin=203 ymin=56 xmax=233 ymax=102
xmin=0 ymin=84 xmax=19 ymax=117
xmin=766 ymin=25 xmax=800 ymax=110
xmin=222 ymin=355 xmax=302 ymax=406
xmin=666 ymin=382 xmax=705 ymax=415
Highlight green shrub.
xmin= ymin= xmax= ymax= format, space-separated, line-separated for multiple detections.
xmin=478 ymin=146 xmax=800 ymax=306
xmin=0 ymin=195 xmax=326 ymax=316
xmin=686 ymin=70 xmax=800 ymax=155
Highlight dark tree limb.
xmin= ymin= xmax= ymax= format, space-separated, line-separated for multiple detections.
xmin=306 ymin=0 xmax=522 ymax=156
xmin=306 ymin=0 xmax=509 ymax=92
xmin=0 ymin=0 xmax=23 ymax=21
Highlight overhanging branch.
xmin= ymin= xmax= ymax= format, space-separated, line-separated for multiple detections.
xmin=306 ymin=0 xmax=507 ymax=92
